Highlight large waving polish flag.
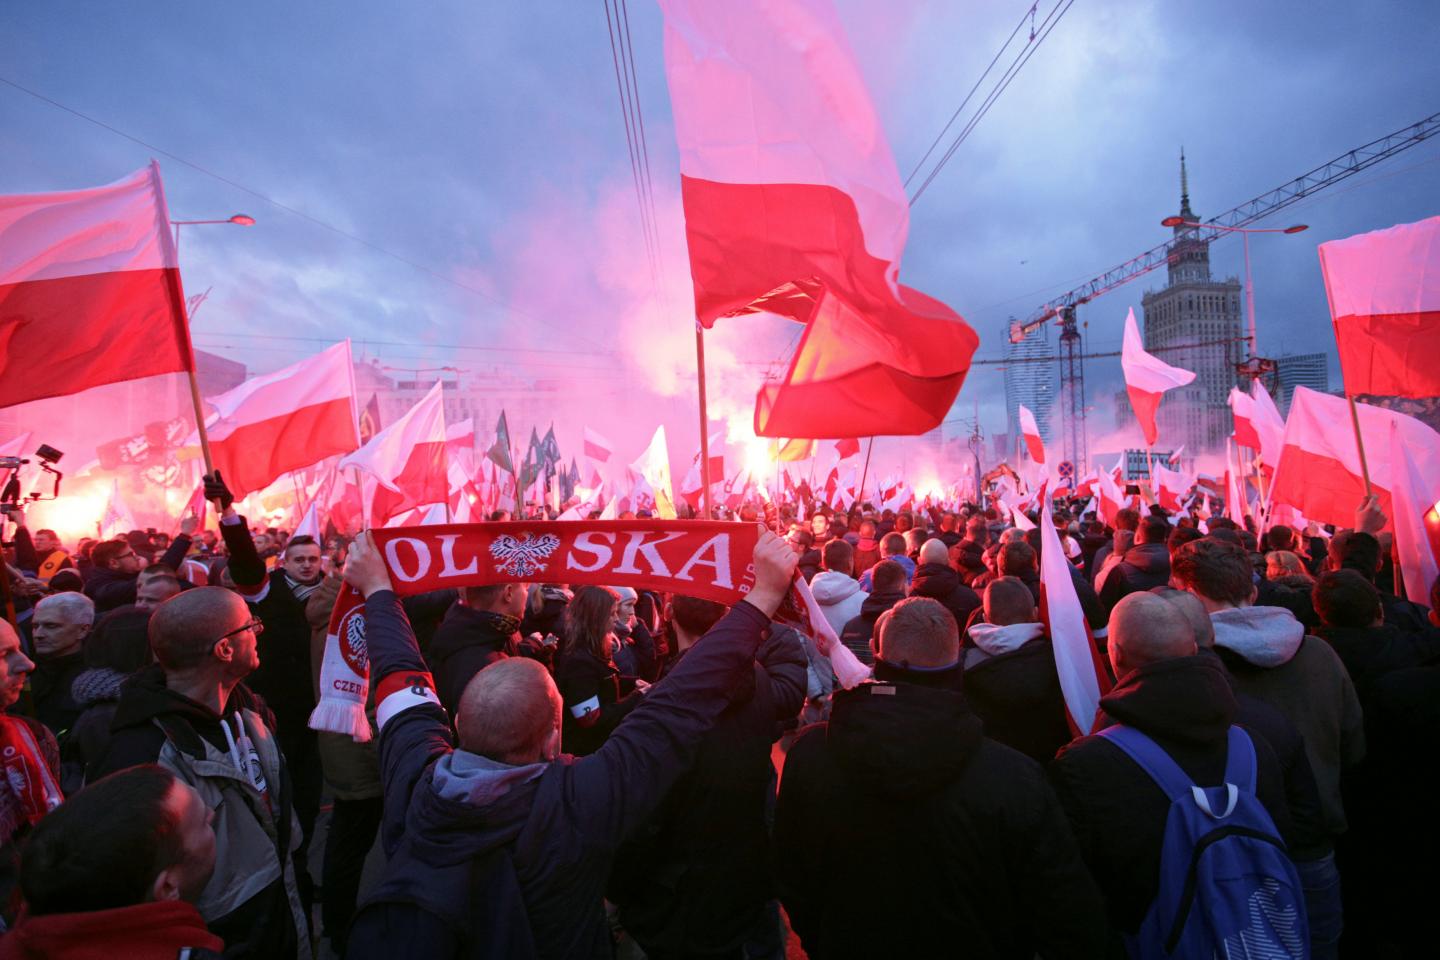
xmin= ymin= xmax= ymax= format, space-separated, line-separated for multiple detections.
xmin=1039 ymin=486 xmax=1111 ymax=734
xmin=1319 ymin=215 xmax=1440 ymax=398
xmin=0 ymin=163 xmax=193 ymax=408
xmin=1387 ymin=421 xmax=1440 ymax=605
xmin=340 ymin=380 xmax=448 ymax=525
xmin=1269 ymin=386 xmax=1440 ymax=531
xmin=1019 ymin=404 xmax=1046 ymax=464
xmin=659 ymin=0 xmax=978 ymax=438
xmin=1121 ymin=308 xmax=1195 ymax=446
xmin=204 ymin=341 xmax=360 ymax=496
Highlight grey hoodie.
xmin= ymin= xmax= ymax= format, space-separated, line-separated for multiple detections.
xmin=965 ymin=622 xmax=1045 ymax=669
xmin=1210 ymin=605 xmax=1304 ymax=668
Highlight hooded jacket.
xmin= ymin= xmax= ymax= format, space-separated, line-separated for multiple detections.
xmin=838 ymin=590 xmax=905 ymax=666
xmin=0 ymin=900 xmax=224 ymax=960
xmin=609 ymin=627 xmax=806 ymax=955
xmin=428 ymin=602 xmax=520 ymax=716
xmin=1313 ymin=622 xmax=1440 ymax=698
xmin=808 ymin=571 xmax=867 ymax=637
xmin=90 ymin=666 xmax=308 ymax=959
xmin=57 ymin=666 xmax=126 ymax=794
xmin=775 ymin=672 xmax=1106 ymax=959
xmin=348 ymin=592 xmax=779 ymax=960
xmin=1096 ymin=542 xmax=1170 ymax=613
xmin=1050 ymin=655 xmax=1294 ymax=937
xmin=1211 ymin=605 xmax=1366 ymax=835
xmin=856 ymin=554 xmax=914 ymax=592
xmin=909 ymin=562 xmax=980 ymax=631
xmin=963 ymin=627 xmax=1070 ymax=766
xmin=950 ymin=537 xmax=987 ymax=585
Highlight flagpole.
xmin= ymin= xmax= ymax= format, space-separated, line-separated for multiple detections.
xmin=858 ymin=437 xmax=875 ymax=513
xmin=1345 ymin=395 xmax=1373 ymax=495
xmin=695 ymin=324 xmax=713 ymax=520
xmin=290 ymin=471 xmax=306 ymax=527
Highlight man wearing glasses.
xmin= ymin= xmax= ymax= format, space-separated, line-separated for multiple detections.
xmin=91 ymin=586 xmax=309 ymax=958
xmin=83 ymin=519 xmax=197 ymax=614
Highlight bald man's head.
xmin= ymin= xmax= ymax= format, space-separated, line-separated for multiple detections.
xmin=149 ymin=587 xmax=249 ymax=672
xmin=1150 ymin=586 xmax=1215 ymax=649
xmin=984 ymin=577 xmax=1036 ymax=627
xmin=457 ymin=658 xmax=562 ymax=764
xmin=1109 ymin=591 xmax=1197 ymax=679
xmin=918 ymin=538 xmax=949 ymax=567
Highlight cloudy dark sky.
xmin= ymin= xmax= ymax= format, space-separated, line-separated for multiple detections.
xmin=5 ymin=0 xmax=1439 ymax=469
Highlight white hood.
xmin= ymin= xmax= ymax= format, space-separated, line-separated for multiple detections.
xmin=966 ymin=621 xmax=1045 ymax=658
xmin=1210 ymin=605 xmax=1305 ymax=668
xmin=810 ymin=571 xmax=864 ymax=606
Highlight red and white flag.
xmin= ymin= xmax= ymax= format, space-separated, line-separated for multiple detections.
xmin=1230 ymin=387 xmax=1262 ymax=451
xmin=583 ymin=427 xmax=614 ymax=464
xmin=1387 ymin=420 xmax=1440 ymax=604
xmin=659 ymin=0 xmax=978 ymax=438
xmin=631 ymin=426 xmax=677 ymax=519
xmin=1167 ymin=445 xmax=1185 ymax=466
xmin=340 ymin=380 xmax=447 ymax=525
xmin=1121 ymin=308 xmax=1195 ymax=446
xmin=1318 ymin=214 xmax=1440 ymax=399
xmin=1270 ymin=385 xmax=1440 ymax=531
xmin=1039 ymin=487 xmax=1111 ymax=734
xmin=204 ymin=341 xmax=360 ymax=496
xmin=0 ymin=163 xmax=194 ymax=409
xmin=1152 ymin=463 xmax=1189 ymax=513
xmin=445 ymin=419 xmax=476 ymax=472
xmin=100 ymin=479 xmax=137 ymax=539
xmin=1249 ymin=379 xmax=1285 ymax=473
xmin=293 ymin=499 xmax=322 ymax=542
xmin=1019 ymin=404 xmax=1045 ymax=464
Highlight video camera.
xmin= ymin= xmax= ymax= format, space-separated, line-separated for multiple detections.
xmin=0 ymin=444 xmax=65 ymax=512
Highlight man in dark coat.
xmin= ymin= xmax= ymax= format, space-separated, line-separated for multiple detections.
xmin=1311 ymin=569 xmax=1440 ymax=697
xmin=962 ymin=578 xmax=1069 ymax=765
xmin=1087 ymin=507 xmax=1139 ymax=586
xmin=1097 ymin=513 xmax=1173 ymax=614
xmin=948 ymin=515 xmax=988 ymax=585
xmin=909 ymin=538 xmax=980 ymax=631
xmin=344 ymin=528 xmax=800 ymax=960
xmin=426 ymin=583 xmax=528 ymax=716
xmin=1049 ymin=592 xmax=1295 ymax=943
xmin=609 ymin=596 xmax=806 ymax=958
xmin=83 ymin=524 xmax=195 ymax=614
xmin=1328 ymin=527 xmax=1430 ymax=633
xmin=27 ymin=592 xmax=94 ymax=737
xmin=839 ymin=559 xmax=907 ymax=666
xmin=776 ymin=596 xmax=1107 ymax=959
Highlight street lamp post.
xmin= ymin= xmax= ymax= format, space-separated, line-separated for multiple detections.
xmin=172 ymin=214 xmax=255 ymax=260
xmin=1159 ymin=217 xmax=1307 ymax=380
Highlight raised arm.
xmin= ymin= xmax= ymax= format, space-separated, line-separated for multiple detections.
xmin=205 ymin=471 xmax=267 ymax=593
xmin=570 ymin=527 xmax=797 ymax=847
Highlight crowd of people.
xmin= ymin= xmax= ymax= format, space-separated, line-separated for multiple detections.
xmin=0 ymin=468 xmax=1435 ymax=959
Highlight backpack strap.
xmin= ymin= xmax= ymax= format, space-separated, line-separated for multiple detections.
xmin=1222 ymin=725 xmax=1257 ymax=794
xmin=1096 ymin=725 xmax=1196 ymax=804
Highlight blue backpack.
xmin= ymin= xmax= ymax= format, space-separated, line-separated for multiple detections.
xmin=1098 ymin=724 xmax=1309 ymax=959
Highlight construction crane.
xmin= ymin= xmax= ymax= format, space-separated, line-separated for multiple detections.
xmin=1007 ymin=110 xmax=1440 ymax=471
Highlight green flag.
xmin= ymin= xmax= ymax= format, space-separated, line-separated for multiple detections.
xmin=486 ymin=411 xmax=514 ymax=474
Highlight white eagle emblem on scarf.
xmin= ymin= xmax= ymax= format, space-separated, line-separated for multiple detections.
xmin=489 ymin=533 xmax=561 ymax=578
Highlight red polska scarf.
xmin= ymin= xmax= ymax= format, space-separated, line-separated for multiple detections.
xmin=310 ymin=520 xmax=867 ymax=739
xmin=0 ymin=715 xmax=62 ymax=838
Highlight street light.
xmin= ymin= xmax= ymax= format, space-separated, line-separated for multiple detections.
xmin=170 ymin=214 xmax=255 ymax=258
xmin=1159 ymin=217 xmax=1307 ymax=375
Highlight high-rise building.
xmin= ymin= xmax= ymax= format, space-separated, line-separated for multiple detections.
xmin=1003 ymin=317 xmax=1053 ymax=462
xmin=1274 ymin=352 xmax=1329 ymax=413
xmin=1140 ymin=153 xmax=1245 ymax=456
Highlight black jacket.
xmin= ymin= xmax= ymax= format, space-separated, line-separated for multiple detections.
xmin=349 ymin=592 xmax=779 ymax=960
xmin=82 ymin=535 xmax=192 ymax=612
xmin=962 ymin=637 xmax=1071 ymax=766
xmin=1049 ymin=655 xmax=1294 ymax=936
xmin=555 ymin=647 xmax=640 ymax=757
xmin=1256 ymin=575 xmax=1320 ymax=631
xmin=1314 ymin=622 xmax=1440 ymax=699
xmin=950 ymin=537 xmax=987 ymax=585
xmin=1096 ymin=542 xmax=1170 ymax=614
xmin=609 ymin=627 xmax=806 ymax=955
xmin=838 ymin=589 xmax=905 ymax=666
xmin=29 ymin=652 xmax=86 ymax=738
xmin=427 ymin=603 xmax=519 ymax=716
xmin=908 ymin=562 xmax=980 ymax=631
xmin=775 ymin=669 xmax=1107 ymax=959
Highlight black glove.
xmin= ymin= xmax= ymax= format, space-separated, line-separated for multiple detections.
xmin=203 ymin=470 xmax=235 ymax=510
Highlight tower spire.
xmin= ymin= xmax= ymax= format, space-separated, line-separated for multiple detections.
xmin=1179 ymin=147 xmax=1194 ymax=220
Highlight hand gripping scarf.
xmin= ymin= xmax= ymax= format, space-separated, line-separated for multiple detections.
xmin=310 ymin=520 xmax=869 ymax=740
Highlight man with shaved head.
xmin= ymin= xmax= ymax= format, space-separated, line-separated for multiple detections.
xmin=344 ymin=528 xmax=801 ymax=959
xmin=91 ymin=587 xmax=309 ymax=958
xmin=776 ymin=596 xmax=1106 ymax=957
xmin=1050 ymin=592 xmax=1296 ymax=943
xmin=909 ymin=537 xmax=980 ymax=631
